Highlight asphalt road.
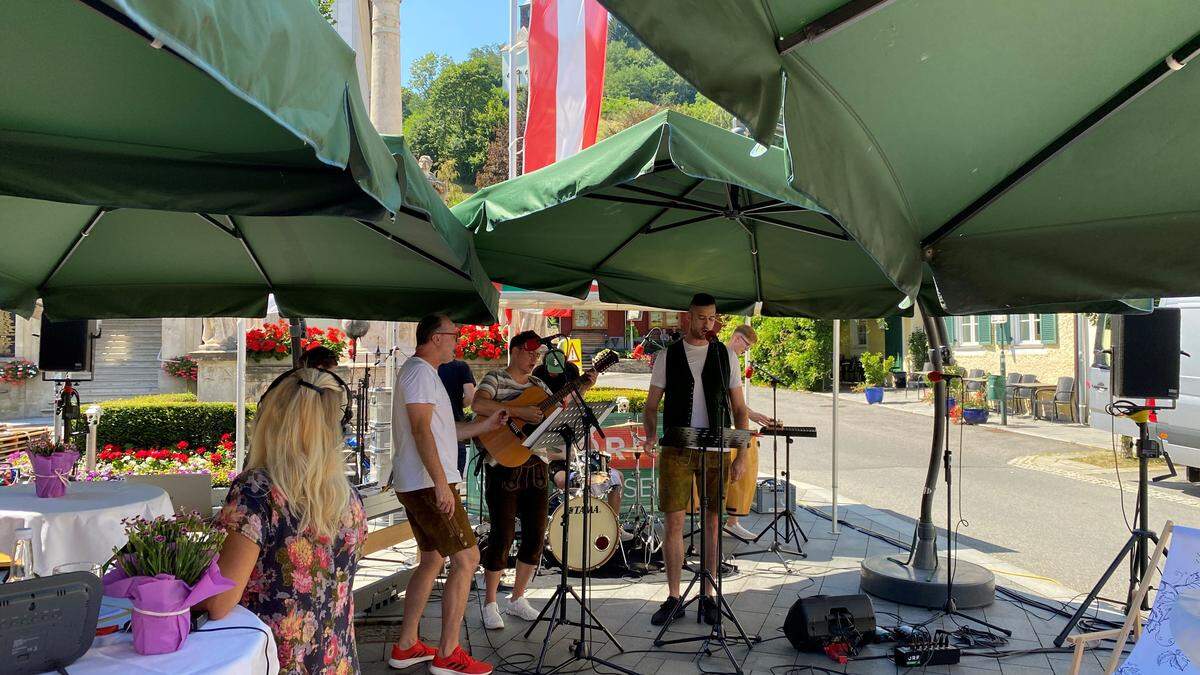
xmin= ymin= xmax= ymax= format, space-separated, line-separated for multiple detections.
xmin=601 ymin=373 xmax=1200 ymax=599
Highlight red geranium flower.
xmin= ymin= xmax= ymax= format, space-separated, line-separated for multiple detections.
xmin=176 ymin=440 xmax=188 ymax=450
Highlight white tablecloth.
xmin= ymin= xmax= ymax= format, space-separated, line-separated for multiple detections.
xmin=61 ymin=604 xmax=279 ymax=675
xmin=0 ymin=482 xmax=174 ymax=576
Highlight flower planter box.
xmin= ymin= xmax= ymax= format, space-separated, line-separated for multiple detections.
xmin=962 ymin=408 xmax=989 ymax=425
xmin=462 ymin=358 xmax=506 ymax=382
xmin=864 ymin=386 xmax=884 ymax=404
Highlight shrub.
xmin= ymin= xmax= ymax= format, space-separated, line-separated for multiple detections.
xmin=585 ymin=387 xmax=649 ymax=414
xmin=97 ymin=393 xmax=255 ymax=449
xmin=907 ymin=328 xmax=929 ymax=372
xmin=746 ymin=317 xmax=834 ymax=391
xmin=860 ymin=352 xmax=895 ymax=387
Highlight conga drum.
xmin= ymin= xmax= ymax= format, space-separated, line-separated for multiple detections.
xmin=686 ymin=437 xmax=758 ymax=515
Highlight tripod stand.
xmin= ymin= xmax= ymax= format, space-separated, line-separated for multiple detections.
xmin=523 ymin=373 xmax=637 ymax=675
xmin=934 ymin=374 xmax=1011 ymax=636
xmin=622 ymin=429 xmax=664 ymax=574
xmin=734 ymin=378 xmax=812 ymax=563
xmin=1054 ymin=404 xmax=1163 ymax=647
xmin=654 ymin=427 xmax=759 ymax=675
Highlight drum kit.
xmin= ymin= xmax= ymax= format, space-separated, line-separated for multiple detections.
xmin=544 ymin=441 xmax=662 ymax=575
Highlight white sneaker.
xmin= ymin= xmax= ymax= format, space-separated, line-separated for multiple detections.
xmin=725 ymin=523 xmax=758 ymax=541
xmin=505 ymin=595 xmax=542 ymax=622
xmin=619 ymin=528 xmax=635 ymax=542
xmin=482 ymin=601 xmax=505 ymax=630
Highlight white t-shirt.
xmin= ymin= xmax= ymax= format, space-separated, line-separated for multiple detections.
xmin=650 ymin=340 xmax=742 ymax=428
xmin=391 ymin=356 xmax=461 ymax=493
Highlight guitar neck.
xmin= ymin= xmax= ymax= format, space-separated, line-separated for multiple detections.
xmin=537 ymin=364 xmax=606 ymax=411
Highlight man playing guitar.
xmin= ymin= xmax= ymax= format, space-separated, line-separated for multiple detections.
xmin=642 ymin=293 xmax=750 ymax=626
xmin=470 ymin=331 xmax=596 ymax=630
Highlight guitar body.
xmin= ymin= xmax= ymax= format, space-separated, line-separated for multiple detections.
xmin=476 ymin=386 xmax=551 ymax=468
xmin=475 ymin=349 xmax=621 ymax=468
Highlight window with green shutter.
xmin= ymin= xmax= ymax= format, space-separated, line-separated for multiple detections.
xmin=977 ymin=316 xmax=992 ymax=344
xmin=1039 ymin=314 xmax=1058 ymax=344
xmin=942 ymin=317 xmax=957 ymax=345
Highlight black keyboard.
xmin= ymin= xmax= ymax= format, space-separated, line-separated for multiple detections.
xmin=758 ymin=425 xmax=817 ymax=438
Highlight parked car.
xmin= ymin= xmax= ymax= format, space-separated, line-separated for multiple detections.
xmin=1089 ymin=298 xmax=1200 ymax=482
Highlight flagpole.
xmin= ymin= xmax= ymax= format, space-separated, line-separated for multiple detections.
xmin=508 ymin=0 xmax=519 ymax=179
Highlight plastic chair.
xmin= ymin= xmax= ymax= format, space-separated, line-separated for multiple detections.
xmin=1035 ymin=376 xmax=1076 ymax=422
xmin=965 ymin=369 xmax=985 ymax=393
xmin=1067 ymin=521 xmax=1200 ymax=674
xmin=1004 ymin=372 xmax=1024 ymax=413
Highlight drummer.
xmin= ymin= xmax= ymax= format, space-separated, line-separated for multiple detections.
xmin=724 ymin=324 xmax=777 ymax=541
xmin=535 ymin=354 xmax=633 ymax=542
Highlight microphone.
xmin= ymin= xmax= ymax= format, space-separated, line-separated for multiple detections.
xmin=521 ymin=333 xmax=564 ymax=351
xmin=750 ymin=364 xmax=784 ymax=384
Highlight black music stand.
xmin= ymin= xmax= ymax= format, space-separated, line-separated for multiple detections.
xmin=734 ymin=423 xmax=816 ymax=562
xmin=655 ymin=426 xmax=758 ymax=675
xmin=521 ymin=387 xmax=635 ymax=675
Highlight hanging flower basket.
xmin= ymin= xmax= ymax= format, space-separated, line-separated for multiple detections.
xmin=1 ymin=358 xmax=39 ymax=385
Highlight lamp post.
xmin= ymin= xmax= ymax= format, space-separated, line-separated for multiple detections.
xmin=992 ymin=315 xmax=1009 ymax=426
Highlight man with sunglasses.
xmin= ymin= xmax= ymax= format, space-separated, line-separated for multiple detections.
xmin=470 ymin=330 xmax=595 ymax=630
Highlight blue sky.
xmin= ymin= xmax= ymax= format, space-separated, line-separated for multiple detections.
xmin=401 ymin=0 xmax=508 ymax=78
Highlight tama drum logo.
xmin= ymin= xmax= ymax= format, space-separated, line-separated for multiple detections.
xmin=566 ymin=504 xmax=601 ymax=515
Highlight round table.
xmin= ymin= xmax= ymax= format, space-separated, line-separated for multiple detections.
xmin=66 ymin=604 xmax=279 ymax=674
xmin=0 ymin=481 xmax=174 ymax=576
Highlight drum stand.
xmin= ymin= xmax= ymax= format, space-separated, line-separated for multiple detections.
xmin=654 ymin=428 xmax=759 ymax=675
xmin=525 ymin=389 xmax=636 ymax=675
xmin=623 ymin=448 xmax=664 ymax=574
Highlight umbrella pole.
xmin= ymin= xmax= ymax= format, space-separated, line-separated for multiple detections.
xmin=831 ymin=319 xmax=839 ymax=535
xmin=235 ymin=317 xmax=247 ymax=471
xmin=859 ymin=299 xmax=996 ymax=609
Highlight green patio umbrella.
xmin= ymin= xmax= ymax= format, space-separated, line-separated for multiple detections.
xmin=0 ymin=140 xmax=498 ymax=323
xmin=599 ymin=1 xmax=1200 ymax=313
xmin=2 ymin=0 xmax=400 ymax=218
xmin=1 ymin=2 xmax=498 ymax=323
xmin=455 ymin=111 xmax=909 ymax=319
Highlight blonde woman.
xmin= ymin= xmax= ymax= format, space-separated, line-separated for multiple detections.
xmin=199 ymin=368 xmax=367 ymax=675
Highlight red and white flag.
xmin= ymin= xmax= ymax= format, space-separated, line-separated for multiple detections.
xmin=524 ymin=0 xmax=607 ymax=173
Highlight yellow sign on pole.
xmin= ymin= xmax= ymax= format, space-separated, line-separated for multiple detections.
xmin=564 ymin=338 xmax=583 ymax=368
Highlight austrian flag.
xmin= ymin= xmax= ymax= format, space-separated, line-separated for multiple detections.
xmin=524 ymin=0 xmax=608 ymax=173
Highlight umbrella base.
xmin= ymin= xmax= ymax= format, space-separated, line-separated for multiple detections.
xmin=859 ymin=554 xmax=995 ymax=609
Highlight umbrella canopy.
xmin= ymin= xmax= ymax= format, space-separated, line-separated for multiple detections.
xmin=0 ymin=141 xmax=499 ymax=324
xmin=455 ymin=111 xmax=909 ymax=318
xmin=2 ymin=0 xmax=400 ymax=218
xmin=599 ymin=1 xmax=1200 ymax=312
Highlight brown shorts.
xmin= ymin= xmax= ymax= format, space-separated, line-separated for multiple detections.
xmin=396 ymin=485 xmax=476 ymax=557
xmin=659 ymin=446 xmax=732 ymax=514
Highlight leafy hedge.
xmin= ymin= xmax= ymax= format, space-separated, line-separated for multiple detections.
xmin=585 ymin=387 xmax=649 ymax=414
xmin=97 ymin=393 xmax=255 ymax=449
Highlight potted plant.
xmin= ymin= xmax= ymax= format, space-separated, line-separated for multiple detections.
xmin=455 ymin=324 xmax=509 ymax=380
xmin=103 ymin=513 xmax=234 ymax=655
xmin=26 ymin=438 xmax=79 ymax=498
xmin=907 ymin=328 xmax=929 ymax=372
xmin=961 ymin=391 xmax=990 ymax=425
xmin=859 ymin=352 xmax=895 ymax=404
xmin=301 ymin=325 xmax=349 ymax=362
xmin=245 ymin=318 xmax=292 ymax=361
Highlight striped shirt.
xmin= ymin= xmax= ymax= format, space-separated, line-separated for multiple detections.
xmin=477 ymin=369 xmax=554 ymax=465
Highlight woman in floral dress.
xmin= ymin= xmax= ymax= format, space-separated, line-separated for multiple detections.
xmin=199 ymin=369 xmax=367 ymax=674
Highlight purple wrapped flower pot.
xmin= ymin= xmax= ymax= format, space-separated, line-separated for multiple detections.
xmin=103 ymin=557 xmax=235 ymax=655
xmin=28 ymin=450 xmax=79 ymax=498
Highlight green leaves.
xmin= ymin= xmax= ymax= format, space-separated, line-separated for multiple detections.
xmin=747 ymin=317 xmax=834 ymax=391
xmin=405 ymin=53 xmax=507 ymax=181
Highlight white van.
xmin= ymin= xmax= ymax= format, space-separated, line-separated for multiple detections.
xmin=1089 ymin=298 xmax=1200 ymax=482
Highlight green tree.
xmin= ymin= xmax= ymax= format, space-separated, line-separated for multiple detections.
xmin=409 ymin=52 xmax=453 ymax=100
xmin=604 ymin=40 xmax=695 ymax=105
xmin=406 ymin=55 xmax=507 ymax=179
xmin=746 ymin=318 xmax=834 ymax=391
xmin=313 ymin=0 xmax=335 ymax=24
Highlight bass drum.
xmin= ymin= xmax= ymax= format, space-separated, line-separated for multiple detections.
xmin=545 ymin=495 xmax=619 ymax=572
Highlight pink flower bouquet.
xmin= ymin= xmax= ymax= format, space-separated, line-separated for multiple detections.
xmin=103 ymin=513 xmax=233 ymax=655
xmin=26 ymin=439 xmax=79 ymax=498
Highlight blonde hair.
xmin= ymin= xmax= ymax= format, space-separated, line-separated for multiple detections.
xmin=732 ymin=324 xmax=757 ymax=343
xmin=247 ymin=369 xmax=351 ymax=540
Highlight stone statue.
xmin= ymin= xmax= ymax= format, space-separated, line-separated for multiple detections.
xmin=200 ymin=317 xmax=237 ymax=351
xmin=418 ymin=155 xmax=434 ymax=177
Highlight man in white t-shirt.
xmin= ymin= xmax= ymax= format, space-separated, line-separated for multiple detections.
xmin=388 ymin=314 xmax=507 ymax=675
xmin=642 ymin=293 xmax=750 ymax=628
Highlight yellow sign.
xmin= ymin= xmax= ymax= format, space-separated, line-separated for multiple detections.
xmin=564 ymin=338 xmax=583 ymax=368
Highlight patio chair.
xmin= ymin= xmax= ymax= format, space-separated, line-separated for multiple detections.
xmin=1013 ymin=374 xmax=1038 ymax=415
xmin=965 ymin=369 xmax=985 ymax=394
xmin=1066 ymin=520 xmax=1200 ymax=675
xmin=1004 ymin=372 xmax=1024 ymax=412
xmin=1035 ymin=376 xmax=1076 ymax=422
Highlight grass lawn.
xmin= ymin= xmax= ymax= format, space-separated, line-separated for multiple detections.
xmin=1074 ymin=450 xmax=1166 ymax=470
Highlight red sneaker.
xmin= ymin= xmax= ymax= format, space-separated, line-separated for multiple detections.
xmin=387 ymin=640 xmax=437 ymax=669
xmin=429 ymin=645 xmax=493 ymax=675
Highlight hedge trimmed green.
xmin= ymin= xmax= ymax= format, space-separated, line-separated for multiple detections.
xmin=97 ymin=393 xmax=255 ymax=449
xmin=585 ymin=387 xmax=649 ymax=414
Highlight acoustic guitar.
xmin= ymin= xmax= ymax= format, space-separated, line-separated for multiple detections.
xmin=476 ymin=349 xmax=620 ymax=467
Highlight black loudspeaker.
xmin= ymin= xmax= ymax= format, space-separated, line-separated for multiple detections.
xmin=1112 ymin=309 xmax=1181 ymax=399
xmin=783 ymin=594 xmax=876 ymax=651
xmin=38 ymin=317 xmax=93 ymax=373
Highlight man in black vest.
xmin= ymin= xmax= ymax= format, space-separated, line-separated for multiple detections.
xmin=642 ymin=293 xmax=750 ymax=626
